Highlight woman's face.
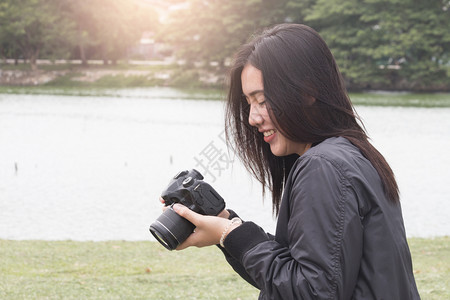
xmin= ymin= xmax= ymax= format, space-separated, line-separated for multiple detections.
xmin=241 ymin=64 xmax=311 ymax=156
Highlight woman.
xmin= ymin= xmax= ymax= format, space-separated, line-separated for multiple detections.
xmin=171 ymin=24 xmax=420 ymax=299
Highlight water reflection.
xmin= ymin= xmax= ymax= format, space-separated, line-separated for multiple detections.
xmin=0 ymin=89 xmax=449 ymax=240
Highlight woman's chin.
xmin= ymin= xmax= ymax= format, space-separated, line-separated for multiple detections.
xmin=269 ymin=145 xmax=285 ymax=157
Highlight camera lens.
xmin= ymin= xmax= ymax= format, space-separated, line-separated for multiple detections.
xmin=149 ymin=206 xmax=195 ymax=250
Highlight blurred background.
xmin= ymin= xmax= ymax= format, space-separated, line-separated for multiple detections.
xmin=0 ymin=0 xmax=449 ymax=242
xmin=0 ymin=0 xmax=449 ymax=90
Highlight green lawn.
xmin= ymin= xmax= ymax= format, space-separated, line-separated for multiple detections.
xmin=0 ymin=237 xmax=448 ymax=299
xmin=350 ymin=92 xmax=450 ymax=108
xmin=1 ymin=86 xmax=450 ymax=108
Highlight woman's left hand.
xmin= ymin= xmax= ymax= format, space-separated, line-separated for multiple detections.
xmin=172 ymin=203 xmax=232 ymax=250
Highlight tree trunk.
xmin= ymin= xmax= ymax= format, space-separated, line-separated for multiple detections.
xmin=79 ymin=44 xmax=88 ymax=66
xmin=30 ymin=58 xmax=38 ymax=71
xmin=29 ymin=48 xmax=40 ymax=71
xmin=101 ymin=45 xmax=109 ymax=65
xmin=0 ymin=48 xmax=5 ymax=63
xmin=78 ymin=28 xmax=88 ymax=66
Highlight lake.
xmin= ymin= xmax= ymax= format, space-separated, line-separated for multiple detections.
xmin=0 ymin=88 xmax=449 ymax=241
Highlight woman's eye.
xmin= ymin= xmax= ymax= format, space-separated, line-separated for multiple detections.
xmin=258 ymin=100 xmax=266 ymax=106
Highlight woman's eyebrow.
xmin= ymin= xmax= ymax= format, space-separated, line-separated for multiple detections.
xmin=243 ymin=89 xmax=264 ymax=97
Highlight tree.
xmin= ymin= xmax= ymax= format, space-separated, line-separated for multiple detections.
xmin=283 ymin=0 xmax=317 ymax=23
xmin=159 ymin=0 xmax=286 ymax=70
xmin=64 ymin=0 xmax=159 ymax=65
xmin=0 ymin=0 xmax=75 ymax=70
xmin=305 ymin=0 xmax=450 ymax=90
xmin=65 ymin=0 xmax=101 ymax=66
xmin=86 ymin=0 xmax=159 ymax=65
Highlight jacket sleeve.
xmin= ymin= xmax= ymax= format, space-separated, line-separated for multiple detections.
xmin=223 ymin=154 xmax=364 ymax=299
xmin=216 ymin=209 xmax=260 ymax=288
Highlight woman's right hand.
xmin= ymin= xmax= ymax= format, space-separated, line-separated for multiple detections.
xmin=159 ymin=197 xmax=230 ymax=218
xmin=171 ymin=204 xmax=238 ymax=250
xmin=217 ymin=209 xmax=230 ymax=219
xmin=159 ymin=197 xmax=168 ymax=211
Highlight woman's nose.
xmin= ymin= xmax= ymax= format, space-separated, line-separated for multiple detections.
xmin=248 ymin=105 xmax=263 ymax=127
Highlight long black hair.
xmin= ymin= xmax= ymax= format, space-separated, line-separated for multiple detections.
xmin=225 ymin=24 xmax=399 ymax=215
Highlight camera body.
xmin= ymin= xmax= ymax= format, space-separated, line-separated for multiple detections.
xmin=150 ymin=169 xmax=225 ymax=250
xmin=161 ymin=169 xmax=225 ymax=216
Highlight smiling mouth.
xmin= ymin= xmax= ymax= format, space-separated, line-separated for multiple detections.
xmin=263 ymin=130 xmax=275 ymax=137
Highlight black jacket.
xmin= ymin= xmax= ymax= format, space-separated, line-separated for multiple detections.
xmin=221 ymin=137 xmax=420 ymax=299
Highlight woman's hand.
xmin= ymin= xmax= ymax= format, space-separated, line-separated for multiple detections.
xmin=159 ymin=197 xmax=230 ymax=219
xmin=172 ymin=203 xmax=234 ymax=250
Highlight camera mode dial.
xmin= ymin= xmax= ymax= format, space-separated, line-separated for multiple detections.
xmin=182 ymin=177 xmax=194 ymax=187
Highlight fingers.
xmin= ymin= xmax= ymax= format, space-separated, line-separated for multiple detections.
xmin=160 ymin=197 xmax=168 ymax=212
xmin=175 ymin=213 xmax=232 ymax=250
xmin=169 ymin=205 xmax=234 ymax=250
xmin=172 ymin=203 xmax=201 ymax=225
xmin=176 ymin=233 xmax=197 ymax=250
xmin=217 ymin=209 xmax=230 ymax=219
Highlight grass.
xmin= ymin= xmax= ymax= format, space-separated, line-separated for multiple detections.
xmin=2 ymin=62 xmax=449 ymax=104
xmin=0 ymin=86 xmax=450 ymax=108
xmin=409 ymin=237 xmax=450 ymax=299
xmin=0 ymin=237 xmax=448 ymax=299
xmin=0 ymin=240 xmax=259 ymax=300
xmin=43 ymin=73 xmax=166 ymax=88
xmin=1 ymin=84 xmax=450 ymax=107
xmin=0 ymin=62 xmax=174 ymax=72
xmin=350 ymin=91 xmax=450 ymax=108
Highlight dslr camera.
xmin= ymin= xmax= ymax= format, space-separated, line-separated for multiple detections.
xmin=149 ymin=169 xmax=225 ymax=250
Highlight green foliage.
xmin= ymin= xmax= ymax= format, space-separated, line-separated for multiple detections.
xmin=0 ymin=0 xmax=449 ymax=90
xmin=169 ymin=68 xmax=202 ymax=88
xmin=43 ymin=72 xmax=165 ymax=88
xmin=349 ymin=91 xmax=450 ymax=107
xmin=159 ymin=0 xmax=286 ymax=70
xmin=0 ymin=0 xmax=76 ymax=70
xmin=0 ymin=0 xmax=160 ymax=69
xmin=93 ymin=74 xmax=164 ymax=88
xmin=74 ymin=0 xmax=159 ymax=64
xmin=158 ymin=0 xmax=450 ymax=90
xmin=306 ymin=0 xmax=450 ymax=90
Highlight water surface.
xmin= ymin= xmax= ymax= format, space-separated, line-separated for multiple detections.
xmin=0 ymin=88 xmax=449 ymax=240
